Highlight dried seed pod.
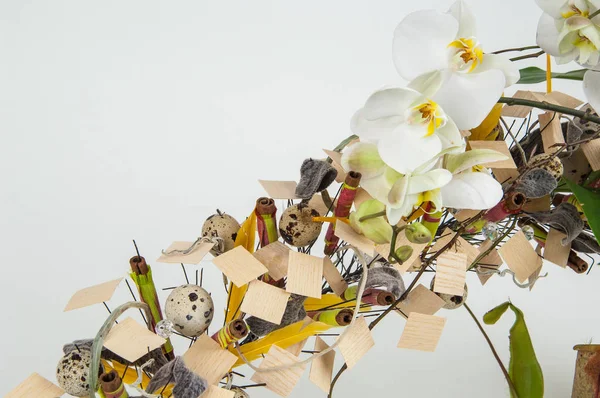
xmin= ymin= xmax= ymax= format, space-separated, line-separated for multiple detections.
xmin=279 ymin=204 xmax=322 ymax=247
xmin=202 ymin=211 xmax=241 ymax=254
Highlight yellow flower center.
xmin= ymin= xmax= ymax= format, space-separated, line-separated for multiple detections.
xmin=448 ymin=37 xmax=484 ymax=73
xmin=408 ymin=100 xmax=447 ymax=137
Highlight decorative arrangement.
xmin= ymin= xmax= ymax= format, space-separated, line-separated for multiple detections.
xmin=9 ymin=1 xmax=600 ymax=397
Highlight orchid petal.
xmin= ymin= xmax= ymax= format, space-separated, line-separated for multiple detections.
xmin=477 ymin=54 xmax=519 ymax=87
xmin=535 ymin=0 xmax=567 ymax=18
xmin=431 ymin=69 xmax=506 ymax=130
xmin=423 ymin=188 xmax=443 ymax=212
xmin=360 ymin=217 xmax=394 ymax=244
xmin=440 ymin=171 xmax=503 ymax=209
xmin=351 ymin=109 xmax=404 ymax=142
xmin=341 ymin=142 xmax=386 ymax=179
xmin=584 ymin=69 xmax=600 ymax=114
xmin=448 ymin=0 xmax=477 ymax=38
xmin=435 ymin=116 xmax=464 ymax=150
xmin=444 ymin=149 xmax=508 ymax=174
xmin=407 ymin=70 xmax=445 ymax=98
xmin=362 ymin=88 xmax=421 ymax=120
xmin=388 ymin=175 xmax=409 ymax=206
xmin=386 ymin=194 xmax=419 ymax=224
xmin=393 ymin=10 xmax=459 ymax=80
xmin=378 ymin=125 xmax=443 ymax=174
xmin=408 ymin=169 xmax=453 ymax=194
xmin=360 ymin=166 xmax=404 ymax=205
xmin=536 ymin=13 xmax=562 ymax=56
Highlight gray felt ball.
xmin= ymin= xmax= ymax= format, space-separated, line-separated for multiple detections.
xmin=278 ymin=204 xmax=322 ymax=247
xmin=202 ymin=212 xmax=241 ymax=254
xmin=56 ymin=349 xmax=93 ymax=397
xmin=165 ymin=284 xmax=214 ymax=337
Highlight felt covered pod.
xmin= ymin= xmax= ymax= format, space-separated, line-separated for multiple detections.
xmin=279 ymin=204 xmax=323 ymax=247
xmin=165 ymin=284 xmax=214 ymax=337
xmin=202 ymin=210 xmax=241 ymax=254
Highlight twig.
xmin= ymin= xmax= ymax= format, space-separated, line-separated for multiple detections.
xmin=510 ymin=50 xmax=545 ymax=62
xmin=498 ymin=97 xmax=600 ymax=124
xmin=464 ymin=303 xmax=520 ymax=398
xmin=492 ymin=45 xmax=540 ymax=55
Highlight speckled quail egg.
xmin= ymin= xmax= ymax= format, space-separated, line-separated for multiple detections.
xmin=430 ymin=278 xmax=468 ymax=310
xmin=56 ymin=349 xmax=95 ymax=397
xmin=279 ymin=204 xmax=322 ymax=247
xmin=528 ymin=153 xmax=563 ymax=181
xmin=202 ymin=211 xmax=241 ymax=254
xmin=232 ymin=387 xmax=250 ymax=397
xmin=165 ymin=284 xmax=214 ymax=337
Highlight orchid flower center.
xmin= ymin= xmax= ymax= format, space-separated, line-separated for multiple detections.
xmin=448 ymin=37 xmax=484 ymax=73
xmin=406 ymin=100 xmax=447 ymax=137
xmin=561 ymin=1 xmax=590 ymax=18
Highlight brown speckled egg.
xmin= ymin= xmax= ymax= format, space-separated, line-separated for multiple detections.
xmin=232 ymin=387 xmax=250 ymax=397
xmin=56 ymin=350 xmax=94 ymax=397
xmin=430 ymin=279 xmax=468 ymax=309
xmin=165 ymin=284 xmax=214 ymax=337
xmin=202 ymin=211 xmax=240 ymax=254
xmin=279 ymin=204 xmax=322 ymax=247
xmin=529 ymin=153 xmax=563 ymax=181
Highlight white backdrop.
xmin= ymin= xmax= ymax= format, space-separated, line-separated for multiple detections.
xmin=1 ymin=1 xmax=599 ymax=397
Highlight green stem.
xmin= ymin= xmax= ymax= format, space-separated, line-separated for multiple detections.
xmin=497 ymin=96 xmax=600 ymax=125
xmin=492 ymin=45 xmax=540 ymax=55
xmin=590 ymin=9 xmax=600 ymax=19
xmin=464 ymin=303 xmax=520 ymax=398
xmin=358 ymin=210 xmax=386 ymax=222
xmin=510 ymin=50 xmax=545 ymax=62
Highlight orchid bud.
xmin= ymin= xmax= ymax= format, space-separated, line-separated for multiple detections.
xmin=395 ymin=245 xmax=414 ymax=262
xmin=405 ymin=222 xmax=432 ymax=244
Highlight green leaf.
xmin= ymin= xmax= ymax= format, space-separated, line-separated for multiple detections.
xmin=484 ymin=301 xmax=544 ymax=398
xmin=565 ymin=178 xmax=600 ymax=244
xmin=517 ymin=66 xmax=587 ymax=84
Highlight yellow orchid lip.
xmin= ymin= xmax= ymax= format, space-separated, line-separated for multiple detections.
xmin=448 ymin=37 xmax=484 ymax=73
xmin=408 ymin=100 xmax=447 ymax=137
xmin=561 ymin=3 xmax=589 ymax=18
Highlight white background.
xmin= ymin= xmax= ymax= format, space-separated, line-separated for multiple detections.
xmin=1 ymin=1 xmax=599 ymax=397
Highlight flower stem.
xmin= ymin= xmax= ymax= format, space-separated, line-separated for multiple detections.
xmin=590 ymin=9 xmax=600 ymax=19
xmin=464 ymin=303 xmax=520 ymax=398
xmin=510 ymin=50 xmax=545 ymax=62
xmin=491 ymin=45 xmax=540 ymax=55
xmin=497 ymin=96 xmax=600 ymax=124
xmin=358 ymin=210 xmax=386 ymax=222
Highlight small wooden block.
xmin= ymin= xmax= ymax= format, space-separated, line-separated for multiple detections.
xmin=545 ymin=91 xmax=584 ymax=109
xmin=353 ymin=187 xmax=373 ymax=210
xmin=64 ymin=278 xmax=123 ymax=312
xmin=544 ymin=228 xmax=571 ymax=268
xmin=253 ymin=241 xmax=290 ymax=281
xmin=453 ymin=209 xmax=481 ymax=222
xmin=103 ymin=317 xmax=165 ymax=362
xmin=499 ymin=230 xmax=543 ymax=283
xmin=430 ymin=228 xmax=480 ymax=267
xmin=309 ymin=337 xmax=335 ymax=393
xmin=433 ymin=251 xmax=468 ymax=296
xmin=337 ymin=317 xmax=375 ymax=370
xmin=258 ymin=180 xmax=299 ymax=200
xmin=286 ymin=252 xmax=323 ymax=299
xmin=251 ymin=345 xmax=306 ymax=397
xmin=582 ymin=139 xmax=600 ymax=171
xmin=156 ymin=240 xmax=214 ymax=264
xmin=528 ymin=259 xmax=544 ymax=291
xmin=308 ymin=193 xmax=330 ymax=216
xmin=538 ymin=112 xmax=564 ymax=154
xmin=501 ymin=90 xmax=544 ymax=118
xmin=212 ymin=246 xmax=268 ymax=288
xmin=493 ymin=168 xmax=520 ymax=184
xmin=200 ymin=386 xmax=235 ymax=398
xmin=476 ymin=239 xmax=503 ymax=285
xmin=323 ymin=149 xmax=347 ymax=183
xmin=396 ymin=284 xmax=445 ymax=319
xmin=563 ymin=148 xmax=593 ymax=183
xmin=375 ymin=228 xmax=427 ymax=274
xmin=241 ymin=280 xmax=290 ymax=324
xmin=5 ymin=373 xmax=64 ymax=398
xmin=333 ymin=221 xmax=376 ymax=256
xmin=183 ymin=334 xmax=238 ymax=385
xmin=468 ymin=141 xmax=517 ymax=169
xmin=523 ymin=196 xmax=551 ymax=213
xmin=322 ymin=257 xmax=348 ymax=296
xmin=286 ymin=338 xmax=308 ymax=356
xmin=397 ymin=313 xmax=446 ymax=352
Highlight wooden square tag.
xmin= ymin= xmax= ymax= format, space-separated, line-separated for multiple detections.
xmin=286 ymin=251 xmax=324 ymax=299
xmin=544 ymin=228 xmax=571 ymax=268
xmin=582 ymin=139 xmax=600 ymax=171
xmin=430 ymin=228 xmax=480 ymax=267
xmin=538 ymin=112 xmax=564 ymax=154
xmin=309 ymin=337 xmax=335 ymax=393
xmin=397 ymin=313 xmax=446 ymax=352
xmin=286 ymin=338 xmax=308 ymax=356
xmin=103 ymin=317 xmax=165 ymax=362
xmin=493 ymin=168 xmax=520 ymax=184
xmin=251 ymin=345 xmax=307 ymax=397
xmin=253 ymin=241 xmax=290 ymax=281
xmin=258 ymin=180 xmax=299 ymax=199
xmin=5 ymin=373 xmax=64 ymax=398
xmin=337 ymin=317 xmax=375 ymax=370
xmin=499 ymin=230 xmax=543 ymax=282
xmin=468 ymin=141 xmax=517 ymax=169
xmin=433 ymin=251 xmax=468 ymax=296
xmin=396 ymin=284 xmax=445 ymax=319
xmin=183 ymin=334 xmax=238 ymax=385
xmin=308 ymin=193 xmax=330 ymax=216
xmin=156 ymin=240 xmax=214 ymax=264
xmin=353 ymin=187 xmax=373 ymax=210
xmin=200 ymin=386 xmax=235 ymax=398
xmin=212 ymin=246 xmax=268 ymax=288
xmin=477 ymin=239 xmax=503 ymax=285
xmin=323 ymin=149 xmax=347 ymax=183
xmin=333 ymin=221 xmax=376 ymax=256
xmin=240 ymin=280 xmax=290 ymax=324
xmin=322 ymin=257 xmax=348 ymax=296
xmin=64 ymin=278 xmax=122 ymax=312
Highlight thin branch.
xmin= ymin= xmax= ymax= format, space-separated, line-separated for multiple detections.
xmin=510 ymin=50 xmax=545 ymax=62
xmin=492 ymin=45 xmax=540 ymax=55
xmin=358 ymin=210 xmax=386 ymax=222
xmin=498 ymin=96 xmax=600 ymax=124
xmin=464 ymin=303 xmax=519 ymax=398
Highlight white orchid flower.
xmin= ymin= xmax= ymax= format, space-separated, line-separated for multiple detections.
xmin=392 ymin=0 xmax=518 ymax=130
xmin=341 ymin=142 xmax=453 ymax=224
xmin=351 ymin=87 xmax=465 ymax=174
xmin=536 ymin=0 xmax=600 ymax=67
xmin=440 ymin=148 xmax=507 ymax=210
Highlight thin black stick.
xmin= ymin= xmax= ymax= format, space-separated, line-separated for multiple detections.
xmin=125 ymin=279 xmax=148 ymax=325
xmin=181 ymin=263 xmax=190 ymax=284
